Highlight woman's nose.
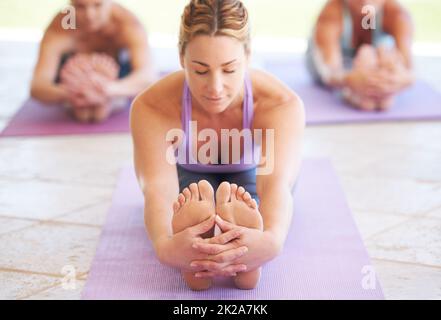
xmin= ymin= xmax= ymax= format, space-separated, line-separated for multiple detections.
xmin=207 ymin=74 xmax=223 ymax=96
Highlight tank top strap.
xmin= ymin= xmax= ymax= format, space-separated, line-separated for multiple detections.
xmin=181 ymin=81 xmax=192 ymax=160
xmin=243 ymin=73 xmax=254 ymax=130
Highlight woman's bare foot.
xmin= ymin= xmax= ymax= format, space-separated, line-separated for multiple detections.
xmin=378 ymin=96 xmax=395 ymax=111
xmin=172 ymin=180 xmax=216 ymax=291
xmin=342 ymin=88 xmax=377 ymax=111
xmin=92 ymin=102 xmax=112 ymax=123
xmin=216 ymin=182 xmax=262 ymax=290
xmin=72 ymin=106 xmax=93 ymax=123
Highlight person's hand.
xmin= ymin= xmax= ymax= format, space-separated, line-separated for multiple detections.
xmin=61 ymin=79 xmax=108 ymax=108
xmin=350 ymin=47 xmax=413 ymax=100
xmin=371 ymin=64 xmax=414 ymax=95
xmin=90 ymin=53 xmax=120 ymax=80
xmin=344 ymin=68 xmax=386 ymax=99
xmin=190 ymin=216 xmax=280 ymax=278
xmin=155 ymin=215 xmax=249 ymax=276
xmin=60 ymin=53 xmax=119 ymax=107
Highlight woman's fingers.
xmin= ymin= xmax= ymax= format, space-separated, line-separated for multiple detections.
xmin=210 ymin=227 xmax=242 ymax=245
xmin=193 ymin=241 xmax=236 ymax=255
xmin=191 ymin=246 xmax=248 ymax=269
xmin=189 ymin=215 xmax=216 ymax=237
xmin=215 ymin=215 xmax=238 ymax=233
xmin=210 ymin=246 xmax=248 ymax=263
xmin=194 ymin=264 xmax=248 ymax=278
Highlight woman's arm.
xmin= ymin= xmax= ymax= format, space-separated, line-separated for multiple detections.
xmin=130 ymin=97 xmax=181 ymax=250
xmin=30 ymin=30 xmax=69 ymax=104
xmin=106 ymin=21 xmax=156 ymax=98
xmin=254 ymin=94 xmax=305 ymax=250
xmin=311 ymin=0 xmax=347 ymax=87
xmin=385 ymin=0 xmax=414 ymax=69
xmin=130 ymin=93 xmax=247 ymax=274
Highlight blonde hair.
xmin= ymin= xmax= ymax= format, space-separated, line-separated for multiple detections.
xmin=179 ymin=0 xmax=251 ymax=56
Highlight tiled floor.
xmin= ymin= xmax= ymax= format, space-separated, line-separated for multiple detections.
xmin=0 ymin=41 xmax=440 ymax=300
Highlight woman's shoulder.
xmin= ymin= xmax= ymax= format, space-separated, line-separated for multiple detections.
xmin=250 ymin=68 xmax=304 ymax=126
xmin=131 ymin=71 xmax=185 ymax=121
xmin=250 ymin=68 xmax=301 ymax=108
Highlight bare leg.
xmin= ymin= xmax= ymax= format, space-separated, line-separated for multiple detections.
xmin=172 ymin=180 xmax=216 ymax=291
xmin=216 ymin=182 xmax=262 ymax=290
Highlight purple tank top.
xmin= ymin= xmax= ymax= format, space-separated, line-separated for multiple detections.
xmin=177 ymin=75 xmax=259 ymax=173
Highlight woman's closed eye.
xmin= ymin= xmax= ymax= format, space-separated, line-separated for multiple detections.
xmin=195 ymin=69 xmax=236 ymax=75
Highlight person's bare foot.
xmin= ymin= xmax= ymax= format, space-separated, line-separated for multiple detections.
xmin=72 ymin=106 xmax=93 ymax=123
xmin=342 ymin=88 xmax=377 ymax=111
xmin=92 ymin=102 xmax=112 ymax=123
xmin=378 ymin=96 xmax=395 ymax=111
xmin=172 ymin=180 xmax=216 ymax=291
xmin=216 ymin=182 xmax=262 ymax=290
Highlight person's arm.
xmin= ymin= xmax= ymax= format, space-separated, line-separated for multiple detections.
xmin=254 ymin=94 xmax=305 ymax=251
xmin=311 ymin=0 xmax=348 ymax=88
xmin=385 ymin=0 xmax=414 ymax=69
xmin=30 ymin=30 xmax=69 ymax=104
xmin=130 ymin=94 xmax=246 ymax=274
xmin=130 ymin=98 xmax=181 ymax=250
xmin=382 ymin=1 xmax=415 ymax=87
xmin=106 ymin=22 xmax=156 ymax=98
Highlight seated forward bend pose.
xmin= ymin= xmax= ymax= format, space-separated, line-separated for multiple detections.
xmin=131 ymin=0 xmax=304 ymax=290
xmin=30 ymin=0 xmax=155 ymax=123
xmin=306 ymin=0 xmax=415 ymax=111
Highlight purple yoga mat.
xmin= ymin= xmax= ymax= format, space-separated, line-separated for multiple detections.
xmin=265 ymin=58 xmax=441 ymax=125
xmin=0 ymin=70 xmax=176 ymax=138
xmin=82 ymin=158 xmax=384 ymax=300
xmin=0 ymin=98 xmax=131 ymax=137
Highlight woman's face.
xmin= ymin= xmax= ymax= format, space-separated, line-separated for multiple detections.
xmin=71 ymin=0 xmax=112 ymax=32
xmin=181 ymin=35 xmax=249 ymax=115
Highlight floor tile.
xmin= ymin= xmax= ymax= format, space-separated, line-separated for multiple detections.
xmin=0 ymin=178 xmax=111 ymax=220
xmin=0 ymin=222 xmax=101 ymax=276
xmin=373 ymin=259 xmax=441 ymax=300
xmin=0 ymin=270 xmax=59 ymax=300
xmin=367 ymin=217 xmax=441 ymax=267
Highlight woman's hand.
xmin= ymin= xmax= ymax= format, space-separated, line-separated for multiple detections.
xmin=344 ymin=68 xmax=387 ymax=99
xmin=190 ymin=216 xmax=281 ymax=278
xmin=155 ymin=215 xmax=249 ymax=276
xmin=60 ymin=53 xmax=119 ymax=107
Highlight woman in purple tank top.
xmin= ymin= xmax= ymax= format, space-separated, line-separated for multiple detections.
xmin=131 ymin=0 xmax=304 ymax=291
